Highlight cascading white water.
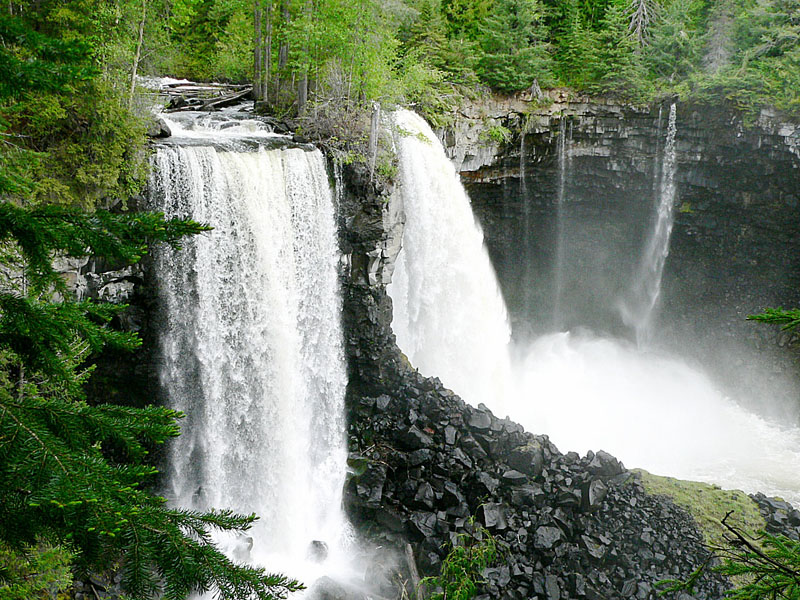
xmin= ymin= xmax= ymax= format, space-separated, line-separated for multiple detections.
xmin=387 ymin=110 xmax=512 ymax=414
xmin=390 ymin=109 xmax=800 ymax=506
xmin=150 ymin=117 xmax=352 ymax=587
xmin=622 ymin=103 xmax=678 ymax=345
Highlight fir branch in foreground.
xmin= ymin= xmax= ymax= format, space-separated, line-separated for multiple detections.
xmin=747 ymin=308 xmax=800 ymax=332
xmin=717 ymin=511 xmax=800 ymax=600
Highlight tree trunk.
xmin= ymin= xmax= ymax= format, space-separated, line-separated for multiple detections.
xmin=262 ymin=1 xmax=272 ymax=101
xmin=254 ymin=1 xmax=263 ymax=100
xmin=277 ymin=0 xmax=290 ymax=98
xmin=368 ymin=102 xmax=380 ymax=182
xmin=128 ymin=0 xmax=147 ymax=108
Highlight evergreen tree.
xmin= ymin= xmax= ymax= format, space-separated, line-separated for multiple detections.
xmin=441 ymin=0 xmax=493 ymax=38
xmin=475 ymin=0 xmax=554 ymax=93
xmin=645 ymin=0 xmax=705 ymax=81
xmin=590 ymin=0 xmax=649 ymax=96
xmin=555 ymin=2 xmax=601 ymax=87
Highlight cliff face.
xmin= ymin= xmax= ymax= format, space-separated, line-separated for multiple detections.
xmin=437 ymin=93 xmax=800 ymax=412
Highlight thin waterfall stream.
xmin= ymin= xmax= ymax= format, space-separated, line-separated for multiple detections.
xmin=149 ymin=111 xmax=354 ymax=590
xmin=388 ymin=108 xmax=800 ymax=506
xmin=551 ymin=118 xmax=570 ymax=330
xmin=622 ymin=103 xmax=679 ymax=345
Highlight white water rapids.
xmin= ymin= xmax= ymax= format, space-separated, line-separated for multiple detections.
xmin=388 ymin=109 xmax=800 ymax=506
xmin=150 ymin=116 xmax=354 ymax=590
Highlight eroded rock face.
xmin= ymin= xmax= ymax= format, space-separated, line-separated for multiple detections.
xmin=439 ymin=95 xmax=800 ymax=410
xmin=337 ymin=156 xmax=733 ymax=600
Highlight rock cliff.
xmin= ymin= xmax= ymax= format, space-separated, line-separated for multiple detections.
xmin=437 ymin=92 xmax=800 ymax=412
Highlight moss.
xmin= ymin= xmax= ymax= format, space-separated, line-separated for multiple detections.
xmin=636 ymin=469 xmax=766 ymax=551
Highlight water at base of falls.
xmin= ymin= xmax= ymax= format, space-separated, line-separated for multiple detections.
xmin=389 ymin=109 xmax=800 ymax=508
xmin=150 ymin=114 xmax=355 ymax=591
xmin=513 ymin=332 xmax=800 ymax=505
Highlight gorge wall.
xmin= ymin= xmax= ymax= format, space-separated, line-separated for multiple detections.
xmin=438 ymin=93 xmax=800 ymax=414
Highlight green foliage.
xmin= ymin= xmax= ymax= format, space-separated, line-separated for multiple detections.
xmin=441 ymin=0 xmax=494 ymax=38
xmin=421 ymin=524 xmax=499 ymax=600
xmin=717 ymin=531 xmax=800 ymax=599
xmin=0 ymin=202 xmax=303 ymax=599
xmin=588 ymin=0 xmax=650 ymax=98
xmin=645 ymin=0 xmax=706 ymax=81
xmin=747 ymin=308 xmax=800 ymax=331
xmin=0 ymin=540 xmax=74 ymax=600
xmin=480 ymin=124 xmax=513 ymax=144
xmin=637 ymin=469 xmax=766 ymax=550
xmin=0 ymin=11 xmax=303 ymax=599
xmin=475 ymin=0 xmax=555 ymax=93
xmin=0 ymin=11 xmax=150 ymax=209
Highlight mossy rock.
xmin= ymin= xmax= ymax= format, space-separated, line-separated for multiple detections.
xmin=635 ymin=469 xmax=766 ymax=551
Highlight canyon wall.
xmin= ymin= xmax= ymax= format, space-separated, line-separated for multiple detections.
xmin=439 ymin=93 xmax=800 ymax=413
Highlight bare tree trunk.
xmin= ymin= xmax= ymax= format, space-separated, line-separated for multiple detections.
xmin=298 ymin=73 xmax=307 ymax=114
xmin=128 ymin=0 xmax=148 ymax=108
xmin=297 ymin=0 xmax=313 ymax=114
xmin=262 ymin=1 xmax=272 ymax=101
xmin=254 ymin=1 xmax=263 ymax=100
xmin=277 ymin=0 xmax=290 ymax=99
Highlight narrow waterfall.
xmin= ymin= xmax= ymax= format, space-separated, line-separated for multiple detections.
xmin=391 ymin=109 xmax=800 ymax=506
xmin=622 ymin=103 xmax=679 ymax=345
xmin=149 ymin=118 xmax=351 ymax=585
xmin=551 ymin=118 xmax=570 ymax=330
xmin=387 ymin=110 xmax=512 ymax=413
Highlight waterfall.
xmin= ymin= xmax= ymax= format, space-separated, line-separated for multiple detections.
xmin=387 ymin=110 xmax=512 ymax=413
xmin=391 ymin=109 xmax=800 ymax=506
xmin=552 ymin=118 xmax=570 ymax=330
xmin=149 ymin=118 xmax=351 ymax=585
xmin=622 ymin=103 xmax=679 ymax=345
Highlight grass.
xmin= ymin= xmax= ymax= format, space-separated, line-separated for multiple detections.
xmin=635 ymin=469 xmax=766 ymax=551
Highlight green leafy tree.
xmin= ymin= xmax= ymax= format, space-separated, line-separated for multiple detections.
xmin=475 ymin=0 xmax=554 ymax=93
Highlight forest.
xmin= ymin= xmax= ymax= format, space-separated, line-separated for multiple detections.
xmin=0 ymin=0 xmax=799 ymax=598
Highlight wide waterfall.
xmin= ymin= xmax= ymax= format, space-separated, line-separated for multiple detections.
xmin=388 ymin=110 xmax=512 ymax=414
xmin=149 ymin=114 xmax=352 ymax=587
xmin=389 ymin=109 xmax=800 ymax=506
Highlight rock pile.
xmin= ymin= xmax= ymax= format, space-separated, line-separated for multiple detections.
xmin=344 ymin=370 xmax=732 ymax=599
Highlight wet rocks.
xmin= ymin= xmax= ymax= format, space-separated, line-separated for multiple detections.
xmin=752 ymin=492 xmax=800 ymax=541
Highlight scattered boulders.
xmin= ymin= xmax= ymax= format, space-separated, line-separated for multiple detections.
xmin=752 ymin=492 xmax=800 ymax=541
xmin=344 ymin=372 xmax=733 ymax=599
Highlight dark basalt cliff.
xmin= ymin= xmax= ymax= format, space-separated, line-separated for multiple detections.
xmin=438 ymin=93 xmax=800 ymax=413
